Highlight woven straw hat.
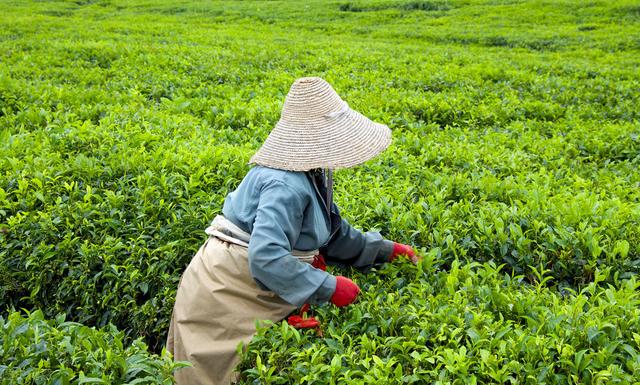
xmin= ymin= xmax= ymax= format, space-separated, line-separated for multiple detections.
xmin=249 ymin=77 xmax=392 ymax=171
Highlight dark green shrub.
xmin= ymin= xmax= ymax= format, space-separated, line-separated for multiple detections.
xmin=0 ymin=310 xmax=186 ymax=384
xmin=0 ymin=0 xmax=638 ymax=380
xmin=238 ymin=260 xmax=640 ymax=384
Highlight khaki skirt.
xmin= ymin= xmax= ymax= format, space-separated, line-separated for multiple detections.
xmin=166 ymin=236 xmax=297 ymax=385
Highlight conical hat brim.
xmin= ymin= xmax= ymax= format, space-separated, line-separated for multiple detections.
xmin=250 ymin=108 xmax=391 ymax=171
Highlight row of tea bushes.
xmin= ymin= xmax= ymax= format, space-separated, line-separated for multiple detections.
xmin=1 ymin=136 xmax=249 ymax=351
xmin=2 ymin=121 xmax=637 ymax=352
xmin=340 ymin=120 xmax=639 ymax=285
xmin=238 ymin=259 xmax=640 ymax=384
xmin=0 ymin=310 xmax=185 ymax=384
xmin=1 ymin=0 xmax=639 ymax=367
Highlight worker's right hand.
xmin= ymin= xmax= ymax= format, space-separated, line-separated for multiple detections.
xmin=330 ymin=276 xmax=360 ymax=307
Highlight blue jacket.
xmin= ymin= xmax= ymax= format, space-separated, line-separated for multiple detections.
xmin=222 ymin=166 xmax=394 ymax=306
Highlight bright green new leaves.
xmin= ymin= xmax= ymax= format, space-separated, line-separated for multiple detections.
xmin=238 ymin=260 xmax=640 ymax=384
xmin=0 ymin=310 xmax=187 ymax=385
xmin=0 ymin=0 xmax=639 ymax=383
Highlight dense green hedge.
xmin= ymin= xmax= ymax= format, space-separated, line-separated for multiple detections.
xmin=0 ymin=310 xmax=185 ymax=384
xmin=238 ymin=260 xmax=640 ymax=384
xmin=0 ymin=0 xmax=639 ymax=381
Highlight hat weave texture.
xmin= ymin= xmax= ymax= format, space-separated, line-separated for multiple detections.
xmin=250 ymin=77 xmax=392 ymax=171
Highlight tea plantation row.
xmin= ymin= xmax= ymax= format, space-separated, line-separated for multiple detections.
xmin=1 ymin=0 xmax=639 ymax=383
xmin=1 ymin=310 xmax=186 ymax=384
xmin=238 ymin=260 xmax=640 ymax=384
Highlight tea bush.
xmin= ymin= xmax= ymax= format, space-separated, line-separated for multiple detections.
xmin=1 ymin=0 xmax=639 ymax=382
xmin=238 ymin=259 xmax=640 ymax=384
xmin=0 ymin=310 xmax=186 ymax=384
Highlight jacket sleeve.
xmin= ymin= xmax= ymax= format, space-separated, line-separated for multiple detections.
xmin=248 ymin=180 xmax=336 ymax=307
xmin=322 ymin=206 xmax=395 ymax=270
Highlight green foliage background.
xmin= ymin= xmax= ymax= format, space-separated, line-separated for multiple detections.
xmin=0 ymin=0 xmax=639 ymax=383
xmin=0 ymin=310 xmax=186 ymax=384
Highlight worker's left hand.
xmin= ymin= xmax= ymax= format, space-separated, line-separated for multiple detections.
xmin=390 ymin=242 xmax=419 ymax=264
xmin=287 ymin=315 xmax=320 ymax=329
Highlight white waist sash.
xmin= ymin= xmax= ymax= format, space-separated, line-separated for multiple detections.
xmin=204 ymin=215 xmax=318 ymax=263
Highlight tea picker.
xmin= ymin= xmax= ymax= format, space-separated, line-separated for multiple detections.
xmin=167 ymin=77 xmax=417 ymax=385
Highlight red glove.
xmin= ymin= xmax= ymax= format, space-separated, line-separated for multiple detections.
xmin=330 ymin=276 xmax=360 ymax=307
xmin=287 ymin=315 xmax=320 ymax=329
xmin=287 ymin=303 xmax=321 ymax=329
xmin=287 ymin=257 xmax=328 ymax=330
xmin=390 ymin=242 xmax=418 ymax=263
xmin=312 ymin=254 xmax=327 ymax=271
